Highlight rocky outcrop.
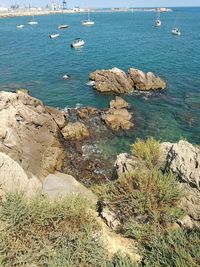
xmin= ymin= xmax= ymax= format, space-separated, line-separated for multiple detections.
xmin=89 ymin=68 xmax=133 ymax=94
xmin=101 ymin=97 xmax=133 ymax=131
xmin=89 ymin=67 xmax=166 ymax=94
xmin=61 ymin=122 xmax=90 ymax=140
xmin=0 ymin=152 xmax=41 ymax=198
xmin=161 ymin=140 xmax=200 ymax=190
xmin=128 ymin=68 xmax=166 ymax=91
xmin=0 ymin=92 xmax=66 ymax=179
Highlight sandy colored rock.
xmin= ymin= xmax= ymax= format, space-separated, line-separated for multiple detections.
xmin=0 ymin=92 xmax=65 ymax=179
xmin=109 ymin=96 xmax=129 ymax=109
xmin=0 ymin=152 xmax=42 ymax=198
xmin=102 ymin=108 xmax=133 ymax=131
xmin=128 ymin=68 xmax=166 ymax=91
xmin=90 ymin=68 xmax=133 ymax=94
xmin=77 ymin=107 xmax=98 ymax=119
xmin=46 ymin=106 xmax=68 ymax=129
xmin=62 ymin=122 xmax=90 ymax=140
xmin=161 ymin=140 xmax=200 ymax=190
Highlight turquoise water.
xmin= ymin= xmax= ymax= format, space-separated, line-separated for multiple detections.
xmin=0 ymin=7 xmax=200 ymax=147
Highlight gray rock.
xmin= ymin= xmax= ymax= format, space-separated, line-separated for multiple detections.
xmin=42 ymin=172 xmax=97 ymax=205
xmin=113 ymin=153 xmax=136 ymax=178
xmin=0 ymin=152 xmax=42 ymax=198
xmin=161 ymin=140 xmax=200 ymax=190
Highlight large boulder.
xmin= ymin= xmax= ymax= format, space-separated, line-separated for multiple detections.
xmin=0 ymin=152 xmax=42 ymax=198
xmin=61 ymin=122 xmax=90 ymax=140
xmin=128 ymin=68 xmax=166 ymax=91
xmin=161 ymin=140 xmax=200 ymax=190
xmin=0 ymin=92 xmax=65 ymax=179
xmin=42 ymin=172 xmax=97 ymax=205
xmin=89 ymin=68 xmax=133 ymax=94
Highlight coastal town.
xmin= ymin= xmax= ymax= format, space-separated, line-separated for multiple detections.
xmin=0 ymin=2 xmax=172 ymax=18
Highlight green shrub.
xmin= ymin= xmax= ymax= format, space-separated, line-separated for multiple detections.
xmin=0 ymin=193 xmax=107 ymax=267
xmin=143 ymin=228 xmax=200 ymax=267
xmin=131 ymin=137 xmax=163 ymax=169
xmin=103 ymin=169 xmax=184 ymax=243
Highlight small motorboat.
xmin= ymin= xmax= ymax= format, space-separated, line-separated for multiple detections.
xmin=86 ymin=80 xmax=95 ymax=86
xmin=62 ymin=74 xmax=71 ymax=80
xmin=171 ymin=27 xmax=181 ymax=36
xmin=49 ymin=34 xmax=60 ymax=39
xmin=155 ymin=19 xmax=161 ymax=27
xmin=71 ymin=38 xmax=85 ymax=48
xmin=58 ymin=24 xmax=69 ymax=29
xmin=17 ymin=24 xmax=25 ymax=29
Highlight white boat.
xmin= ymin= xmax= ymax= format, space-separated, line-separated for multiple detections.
xmin=154 ymin=10 xmax=161 ymax=27
xmin=49 ymin=34 xmax=60 ymax=39
xmin=28 ymin=15 xmax=38 ymax=25
xmin=58 ymin=24 xmax=69 ymax=29
xmin=17 ymin=25 xmax=24 ymax=29
xmin=82 ymin=11 xmax=95 ymax=26
xmin=171 ymin=27 xmax=181 ymax=36
xmin=71 ymin=38 xmax=85 ymax=48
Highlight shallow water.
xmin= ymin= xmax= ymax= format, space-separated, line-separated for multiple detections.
xmin=0 ymin=7 xmax=199 ymax=154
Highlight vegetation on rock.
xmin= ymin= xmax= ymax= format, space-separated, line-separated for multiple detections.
xmin=0 ymin=193 xmax=136 ymax=267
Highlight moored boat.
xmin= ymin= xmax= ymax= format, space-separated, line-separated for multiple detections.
xmin=17 ymin=25 xmax=24 ymax=29
xmin=71 ymin=38 xmax=85 ymax=48
xmin=171 ymin=27 xmax=181 ymax=36
xmin=49 ymin=34 xmax=60 ymax=39
xmin=82 ymin=11 xmax=95 ymax=26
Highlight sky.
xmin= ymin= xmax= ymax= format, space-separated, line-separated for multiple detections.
xmin=1 ymin=0 xmax=200 ymax=8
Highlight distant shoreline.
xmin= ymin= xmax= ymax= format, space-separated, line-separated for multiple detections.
xmin=0 ymin=7 xmax=172 ymax=19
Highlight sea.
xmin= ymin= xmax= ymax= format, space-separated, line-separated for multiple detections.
xmin=0 ymin=7 xmax=199 ymax=155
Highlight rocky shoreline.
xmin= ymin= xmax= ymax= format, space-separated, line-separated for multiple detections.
xmin=0 ymin=90 xmax=199 ymax=265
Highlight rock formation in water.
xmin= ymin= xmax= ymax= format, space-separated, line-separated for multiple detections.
xmin=101 ymin=97 xmax=133 ymax=130
xmin=89 ymin=67 xmax=166 ymax=94
xmin=90 ymin=68 xmax=133 ymax=94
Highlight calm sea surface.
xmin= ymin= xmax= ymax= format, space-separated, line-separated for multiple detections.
xmin=0 ymin=7 xmax=199 ymax=153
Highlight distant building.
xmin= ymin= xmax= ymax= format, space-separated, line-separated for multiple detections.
xmin=0 ymin=7 xmax=8 ymax=12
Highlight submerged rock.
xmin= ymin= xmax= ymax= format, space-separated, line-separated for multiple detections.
xmin=161 ymin=140 xmax=200 ymax=190
xmin=89 ymin=67 xmax=166 ymax=94
xmin=128 ymin=68 xmax=166 ymax=91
